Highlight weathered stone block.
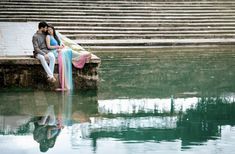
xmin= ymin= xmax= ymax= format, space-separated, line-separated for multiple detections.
xmin=0 ymin=57 xmax=100 ymax=90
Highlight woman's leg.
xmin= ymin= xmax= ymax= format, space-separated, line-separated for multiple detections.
xmin=64 ymin=49 xmax=73 ymax=89
xmin=72 ymin=50 xmax=91 ymax=69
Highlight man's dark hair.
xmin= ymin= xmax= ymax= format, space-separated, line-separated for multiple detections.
xmin=38 ymin=21 xmax=48 ymax=29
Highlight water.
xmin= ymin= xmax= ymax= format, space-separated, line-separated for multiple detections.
xmin=1 ymin=48 xmax=235 ymax=154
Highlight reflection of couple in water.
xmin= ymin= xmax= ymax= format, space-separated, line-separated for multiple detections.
xmin=32 ymin=21 xmax=91 ymax=90
xmin=32 ymin=104 xmax=92 ymax=152
xmin=33 ymin=105 xmax=63 ymax=152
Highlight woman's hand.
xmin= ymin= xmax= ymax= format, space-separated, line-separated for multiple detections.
xmin=57 ymin=49 xmax=62 ymax=52
xmin=57 ymin=45 xmax=64 ymax=50
xmin=56 ymin=45 xmax=62 ymax=49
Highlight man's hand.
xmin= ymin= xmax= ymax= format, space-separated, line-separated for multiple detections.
xmin=44 ymin=54 xmax=49 ymax=60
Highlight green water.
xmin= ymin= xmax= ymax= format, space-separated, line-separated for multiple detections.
xmin=1 ymin=48 xmax=235 ymax=154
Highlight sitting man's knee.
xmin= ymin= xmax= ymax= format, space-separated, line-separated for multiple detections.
xmin=48 ymin=53 xmax=55 ymax=60
xmin=36 ymin=54 xmax=45 ymax=60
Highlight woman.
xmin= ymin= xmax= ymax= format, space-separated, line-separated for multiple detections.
xmin=46 ymin=25 xmax=92 ymax=90
xmin=46 ymin=25 xmax=73 ymax=90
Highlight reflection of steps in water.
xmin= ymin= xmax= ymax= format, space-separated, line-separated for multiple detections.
xmin=98 ymin=95 xmax=235 ymax=115
xmin=90 ymin=116 xmax=177 ymax=131
xmin=98 ymin=97 xmax=199 ymax=115
xmin=69 ymin=96 xmax=235 ymax=140
xmin=68 ymin=95 xmax=235 ymax=146
xmin=0 ymin=115 xmax=33 ymax=135
xmin=70 ymin=116 xmax=177 ymax=147
xmin=70 ymin=122 xmax=91 ymax=147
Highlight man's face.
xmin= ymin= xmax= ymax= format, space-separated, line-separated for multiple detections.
xmin=42 ymin=26 xmax=48 ymax=33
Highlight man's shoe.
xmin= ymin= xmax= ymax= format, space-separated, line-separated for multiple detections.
xmin=47 ymin=76 xmax=56 ymax=83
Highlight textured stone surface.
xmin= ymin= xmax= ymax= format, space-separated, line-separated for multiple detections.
xmin=2 ymin=0 xmax=235 ymax=49
xmin=0 ymin=22 xmax=37 ymax=56
xmin=0 ymin=58 xmax=100 ymax=90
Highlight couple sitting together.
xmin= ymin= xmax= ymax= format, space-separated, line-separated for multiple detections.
xmin=32 ymin=21 xmax=91 ymax=90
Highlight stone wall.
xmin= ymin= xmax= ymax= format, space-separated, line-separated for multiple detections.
xmin=0 ymin=57 xmax=100 ymax=90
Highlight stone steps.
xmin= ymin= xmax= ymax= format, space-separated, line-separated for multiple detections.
xmin=3 ymin=17 xmax=235 ymax=25
xmin=2 ymin=13 xmax=235 ymax=18
xmin=2 ymin=0 xmax=235 ymax=3
xmin=3 ymin=5 xmax=235 ymax=9
xmin=77 ymin=39 xmax=235 ymax=51
xmin=77 ymin=38 xmax=235 ymax=46
xmin=62 ymin=30 xmax=235 ymax=34
xmin=2 ymin=14 xmax=235 ymax=19
xmin=1 ymin=0 xmax=235 ymax=49
xmin=70 ymin=35 xmax=235 ymax=39
xmin=2 ymin=9 xmax=235 ymax=14
xmin=1 ymin=3 xmax=233 ymax=7
xmin=2 ymin=18 xmax=235 ymax=25
xmin=1 ymin=2 xmax=233 ymax=6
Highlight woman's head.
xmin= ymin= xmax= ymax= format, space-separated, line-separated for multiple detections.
xmin=47 ymin=24 xmax=60 ymax=45
xmin=47 ymin=24 xmax=55 ymax=36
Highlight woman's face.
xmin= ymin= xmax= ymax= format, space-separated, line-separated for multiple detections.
xmin=47 ymin=27 xmax=54 ymax=35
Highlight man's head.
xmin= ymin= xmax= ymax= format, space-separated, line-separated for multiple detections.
xmin=38 ymin=21 xmax=48 ymax=33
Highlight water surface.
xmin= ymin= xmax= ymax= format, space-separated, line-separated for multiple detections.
xmin=1 ymin=48 xmax=235 ymax=154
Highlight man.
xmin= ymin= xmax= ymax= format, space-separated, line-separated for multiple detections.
xmin=32 ymin=21 xmax=56 ymax=82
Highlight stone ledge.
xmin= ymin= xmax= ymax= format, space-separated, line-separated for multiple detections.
xmin=0 ymin=54 xmax=101 ymax=65
xmin=0 ymin=55 xmax=100 ymax=90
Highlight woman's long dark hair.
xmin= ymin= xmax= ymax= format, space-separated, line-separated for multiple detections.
xmin=47 ymin=24 xmax=61 ymax=45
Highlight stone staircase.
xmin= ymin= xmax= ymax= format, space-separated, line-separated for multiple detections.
xmin=1 ymin=0 xmax=235 ymax=51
